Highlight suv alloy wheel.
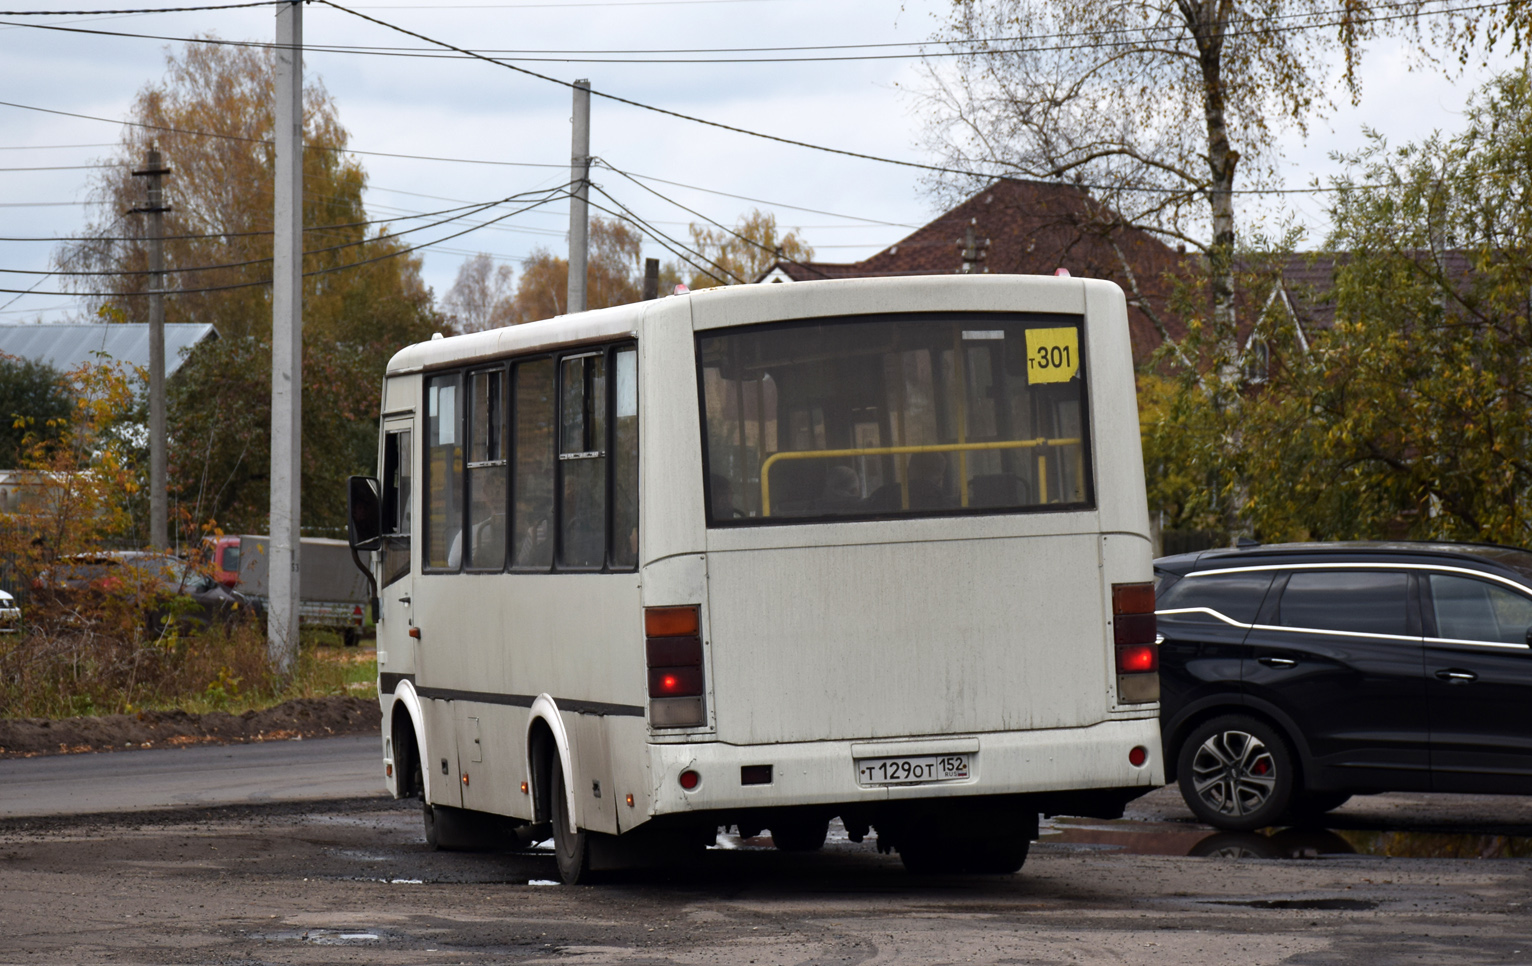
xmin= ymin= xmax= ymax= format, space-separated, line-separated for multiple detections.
xmin=1177 ymin=714 xmax=1296 ymax=831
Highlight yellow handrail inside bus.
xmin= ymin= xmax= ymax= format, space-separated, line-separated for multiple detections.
xmin=758 ymin=437 xmax=1082 ymax=516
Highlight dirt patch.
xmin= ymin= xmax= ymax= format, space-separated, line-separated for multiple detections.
xmin=0 ymin=695 xmax=381 ymax=758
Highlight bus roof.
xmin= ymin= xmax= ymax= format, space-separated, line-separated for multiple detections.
xmin=386 ymin=274 xmax=1117 ymax=376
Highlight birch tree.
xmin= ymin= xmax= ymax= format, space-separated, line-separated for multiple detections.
xmin=917 ymin=0 xmax=1529 ymax=362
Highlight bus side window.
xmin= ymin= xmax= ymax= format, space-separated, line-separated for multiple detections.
xmin=512 ymin=358 xmax=556 ymax=570
xmin=558 ymin=353 xmax=608 ymax=568
xmin=611 ymin=346 xmax=638 ymax=570
xmin=426 ymin=374 xmax=463 ymax=570
xmin=466 ymin=368 xmax=509 ymax=570
xmin=381 ymin=429 xmax=411 ymax=586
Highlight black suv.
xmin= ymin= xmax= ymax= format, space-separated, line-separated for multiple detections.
xmin=1157 ymin=541 xmax=1532 ymax=831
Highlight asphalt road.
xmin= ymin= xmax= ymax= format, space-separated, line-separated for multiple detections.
xmin=0 ymin=734 xmax=382 ymax=817
xmin=5 ymin=738 xmax=1532 ymax=964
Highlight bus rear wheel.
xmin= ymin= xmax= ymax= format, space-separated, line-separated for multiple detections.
xmin=551 ymin=763 xmax=595 ymax=884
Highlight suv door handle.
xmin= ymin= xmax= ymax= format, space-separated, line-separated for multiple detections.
xmin=1435 ymin=668 xmax=1478 ymax=683
xmin=1258 ymin=656 xmax=1297 ymax=669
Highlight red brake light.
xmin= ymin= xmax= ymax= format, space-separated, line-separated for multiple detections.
xmin=1116 ymin=644 xmax=1158 ymax=673
xmin=649 ymin=666 xmax=704 ymax=697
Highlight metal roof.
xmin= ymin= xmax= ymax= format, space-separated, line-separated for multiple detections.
xmin=0 ymin=323 xmax=218 ymax=377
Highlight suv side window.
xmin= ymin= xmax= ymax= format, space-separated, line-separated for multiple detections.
xmin=1157 ymin=571 xmax=1275 ymax=626
xmin=1428 ymin=574 xmax=1532 ymax=645
xmin=1279 ymin=570 xmax=1409 ymax=636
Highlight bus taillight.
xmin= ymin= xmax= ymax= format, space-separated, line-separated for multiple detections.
xmin=645 ymin=605 xmax=706 ymax=728
xmin=1112 ymin=581 xmax=1159 ymax=704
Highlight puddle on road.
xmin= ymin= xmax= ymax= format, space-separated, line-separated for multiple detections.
xmin=1211 ymin=898 xmax=1378 ymax=911
xmin=1039 ymin=819 xmax=1532 ymax=860
xmin=253 ymin=928 xmax=388 ymax=945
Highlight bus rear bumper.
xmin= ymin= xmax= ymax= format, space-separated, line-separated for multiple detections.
xmin=645 ymin=715 xmax=1163 ymax=819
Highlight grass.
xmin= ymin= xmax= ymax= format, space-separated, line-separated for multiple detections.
xmin=0 ymin=619 xmax=378 ymax=720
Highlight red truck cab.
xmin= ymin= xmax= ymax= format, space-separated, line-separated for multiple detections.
xmin=205 ymin=535 xmax=242 ymax=589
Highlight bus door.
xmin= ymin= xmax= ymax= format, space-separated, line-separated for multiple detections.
xmin=379 ymin=418 xmax=416 ymax=662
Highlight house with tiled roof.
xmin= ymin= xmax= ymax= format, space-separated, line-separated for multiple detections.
xmin=756 ymin=179 xmax=1188 ymax=365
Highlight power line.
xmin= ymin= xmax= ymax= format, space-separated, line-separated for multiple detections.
xmin=0 ymin=191 xmax=570 ymax=297
xmin=591 ymin=160 xmax=919 ymax=227
xmin=0 ymin=2 xmax=276 ymax=13
xmin=0 ymin=194 xmax=532 ymax=242
xmin=0 ymin=163 xmax=122 ymax=171
xmin=0 ymin=99 xmax=572 ymax=170
xmin=597 ymin=165 xmax=833 ymax=281
xmin=1 ymin=184 xmax=574 ymax=277
xmin=316 ymin=0 xmax=1511 ymax=194
xmin=586 ymin=186 xmax=738 ymax=285
xmin=354 ymin=0 xmax=802 ymax=7
xmin=2 ymin=0 xmax=1507 ymax=64
xmin=0 ymin=212 xmax=126 ymax=313
xmin=0 ymin=143 xmax=117 ymax=150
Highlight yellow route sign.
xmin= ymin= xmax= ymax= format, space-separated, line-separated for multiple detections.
xmin=1025 ymin=327 xmax=1080 ymax=384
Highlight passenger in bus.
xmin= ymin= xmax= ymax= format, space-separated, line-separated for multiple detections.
xmin=905 ymin=451 xmax=954 ymax=509
xmin=560 ymin=471 xmax=604 ymax=567
xmin=710 ymin=473 xmax=744 ymax=519
xmin=819 ymin=465 xmax=863 ymax=513
xmin=864 ymin=451 xmax=954 ymax=512
xmin=447 ymin=471 xmax=508 ymax=569
xmin=513 ymin=515 xmax=551 ymax=568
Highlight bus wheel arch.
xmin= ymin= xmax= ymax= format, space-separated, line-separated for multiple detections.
xmin=526 ymin=696 xmax=578 ymax=830
xmin=388 ymin=686 xmax=429 ymax=801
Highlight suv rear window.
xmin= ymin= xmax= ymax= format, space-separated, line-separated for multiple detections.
xmin=1156 ymin=571 xmax=1274 ymax=625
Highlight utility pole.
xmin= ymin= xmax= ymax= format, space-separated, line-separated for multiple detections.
xmin=567 ymin=79 xmax=591 ymax=315
xmin=642 ymin=257 xmax=659 ymax=301
xmin=130 ymin=146 xmax=170 ymax=550
xmin=269 ymin=0 xmax=303 ymax=674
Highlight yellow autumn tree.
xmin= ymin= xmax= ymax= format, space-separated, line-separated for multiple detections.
xmin=502 ymin=217 xmax=645 ymax=323
xmin=684 ymin=209 xmax=814 ymax=289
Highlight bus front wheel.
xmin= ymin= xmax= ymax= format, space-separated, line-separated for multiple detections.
xmin=551 ymin=763 xmax=595 ymax=884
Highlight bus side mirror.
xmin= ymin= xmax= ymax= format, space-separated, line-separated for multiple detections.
xmin=347 ymin=476 xmax=383 ymax=552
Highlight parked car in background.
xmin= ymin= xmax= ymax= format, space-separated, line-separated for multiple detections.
xmin=33 ymin=551 xmax=250 ymax=633
xmin=1156 ymin=541 xmax=1532 ymax=831
xmin=0 ymin=588 xmax=21 ymax=631
xmin=201 ymin=535 xmax=368 ymax=645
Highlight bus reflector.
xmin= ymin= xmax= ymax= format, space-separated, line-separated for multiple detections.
xmin=645 ymin=605 xmax=699 ymax=638
xmin=1129 ymin=746 xmax=1148 ymax=767
xmin=679 ymin=769 xmax=700 ymax=790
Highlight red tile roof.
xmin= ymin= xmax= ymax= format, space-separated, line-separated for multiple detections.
xmin=759 ymin=179 xmax=1188 ymax=363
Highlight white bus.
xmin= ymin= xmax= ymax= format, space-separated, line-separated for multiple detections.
xmin=346 ymin=274 xmax=1162 ymax=882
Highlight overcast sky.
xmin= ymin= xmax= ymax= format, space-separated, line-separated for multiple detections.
xmin=0 ymin=0 xmax=1517 ymax=324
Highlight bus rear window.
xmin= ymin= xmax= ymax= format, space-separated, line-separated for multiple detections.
xmin=698 ymin=313 xmax=1093 ymax=525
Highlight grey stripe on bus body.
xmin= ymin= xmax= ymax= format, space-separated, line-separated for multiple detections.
xmin=382 ymin=674 xmax=644 ymax=717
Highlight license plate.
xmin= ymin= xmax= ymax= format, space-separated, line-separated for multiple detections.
xmin=856 ymin=754 xmax=970 ymax=786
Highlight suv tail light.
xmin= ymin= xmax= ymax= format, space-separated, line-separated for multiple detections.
xmin=645 ymin=605 xmax=706 ymax=728
xmin=1112 ymin=581 xmax=1159 ymax=704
